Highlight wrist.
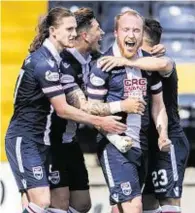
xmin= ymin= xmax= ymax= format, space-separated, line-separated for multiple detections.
xmin=109 ymin=101 xmax=122 ymax=114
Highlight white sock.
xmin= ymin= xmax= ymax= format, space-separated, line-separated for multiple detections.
xmin=26 ymin=202 xmax=47 ymax=213
xmin=47 ymin=208 xmax=67 ymax=213
xmin=161 ymin=205 xmax=181 ymax=213
xmin=143 ymin=207 xmax=162 ymax=213
xmin=67 ymin=206 xmax=80 ymax=213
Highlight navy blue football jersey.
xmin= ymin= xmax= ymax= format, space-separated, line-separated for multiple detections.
xmin=6 ymin=44 xmax=64 ymax=145
xmin=87 ymin=46 xmax=162 ymax=150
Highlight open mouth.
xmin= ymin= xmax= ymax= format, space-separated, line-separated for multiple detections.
xmin=125 ymin=41 xmax=136 ymax=48
xmin=98 ymin=37 xmax=103 ymax=45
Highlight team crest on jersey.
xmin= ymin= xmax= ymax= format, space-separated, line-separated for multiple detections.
xmin=124 ymin=78 xmax=147 ymax=98
xmin=60 ymin=74 xmax=74 ymax=83
xmin=121 ymin=181 xmax=132 ymax=196
xmin=32 ymin=166 xmax=43 ymax=180
xmin=90 ymin=73 xmax=105 ymax=86
xmin=49 ymin=171 xmax=60 ymax=185
xmin=45 ymin=70 xmax=59 ymax=82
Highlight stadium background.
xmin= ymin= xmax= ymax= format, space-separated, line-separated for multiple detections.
xmin=1 ymin=1 xmax=195 ymax=212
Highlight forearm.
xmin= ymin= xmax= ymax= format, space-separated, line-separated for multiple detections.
xmin=66 ymin=89 xmax=123 ymax=116
xmin=58 ymin=103 xmax=102 ymax=126
xmin=128 ymin=57 xmax=172 ymax=72
xmin=152 ymin=104 xmax=168 ymax=138
xmin=82 ymin=99 xmax=123 ymax=116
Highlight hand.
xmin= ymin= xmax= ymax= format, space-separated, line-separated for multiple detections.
xmin=97 ymin=56 xmax=130 ymax=72
xmin=158 ymin=137 xmax=172 ymax=152
xmin=98 ymin=116 xmax=127 ymax=134
xmin=151 ymin=44 xmax=166 ymax=57
xmin=107 ymin=134 xmax=133 ymax=153
xmin=121 ymin=98 xmax=146 ymax=115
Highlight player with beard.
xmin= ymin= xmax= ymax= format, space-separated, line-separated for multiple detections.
xmin=87 ymin=10 xmax=170 ymax=213
xmin=98 ymin=18 xmax=189 ymax=213
xmin=48 ymin=8 xmax=146 ymax=213
xmin=5 ymin=7 xmax=128 ymax=213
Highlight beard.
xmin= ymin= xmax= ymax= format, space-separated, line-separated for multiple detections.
xmin=117 ymin=38 xmax=142 ymax=59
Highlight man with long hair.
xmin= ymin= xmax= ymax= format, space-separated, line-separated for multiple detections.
xmin=49 ymin=8 xmax=146 ymax=213
xmin=5 ymin=7 xmax=127 ymax=213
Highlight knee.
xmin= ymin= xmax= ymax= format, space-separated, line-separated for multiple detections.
xmin=122 ymin=196 xmax=142 ymax=213
xmin=71 ymin=198 xmax=91 ymax=213
xmin=142 ymin=194 xmax=159 ymax=210
xmin=159 ymin=198 xmax=180 ymax=207
xmin=28 ymin=187 xmax=51 ymax=208
xmin=51 ymin=189 xmax=70 ymax=210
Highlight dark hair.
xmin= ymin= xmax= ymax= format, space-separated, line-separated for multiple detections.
xmin=74 ymin=7 xmax=95 ymax=35
xmin=144 ymin=18 xmax=163 ymax=46
xmin=29 ymin=7 xmax=74 ymax=53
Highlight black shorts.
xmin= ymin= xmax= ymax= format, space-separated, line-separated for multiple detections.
xmin=143 ymin=135 xmax=189 ymax=199
xmin=49 ymin=141 xmax=89 ymax=191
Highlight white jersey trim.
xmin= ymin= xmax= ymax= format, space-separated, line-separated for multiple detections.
xmin=15 ymin=137 xmax=24 ymax=173
xmin=43 ymin=105 xmax=54 ymax=145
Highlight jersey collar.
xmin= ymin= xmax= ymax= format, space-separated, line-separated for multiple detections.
xmin=43 ymin=39 xmax=62 ymax=66
xmin=67 ymin=48 xmax=92 ymax=65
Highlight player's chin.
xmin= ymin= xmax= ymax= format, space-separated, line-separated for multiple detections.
xmin=65 ymin=42 xmax=75 ymax=48
xmin=123 ymin=49 xmax=136 ymax=59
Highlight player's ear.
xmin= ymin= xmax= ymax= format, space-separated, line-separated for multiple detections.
xmin=114 ymin=30 xmax=118 ymax=39
xmin=49 ymin=26 xmax=56 ymax=37
xmin=81 ymin=31 xmax=88 ymax=42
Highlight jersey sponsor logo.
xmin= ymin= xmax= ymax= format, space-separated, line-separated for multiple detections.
xmin=90 ymin=73 xmax=105 ymax=86
xmin=46 ymin=58 xmax=55 ymax=68
xmin=121 ymin=181 xmax=132 ymax=196
xmin=49 ymin=171 xmax=60 ymax=185
xmin=45 ymin=70 xmax=59 ymax=82
xmin=60 ymin=74 xmax=74 ymax=83
xmin=124 ymin=78 xmax=147 ymax=98
xmin=111 ymin=193 xmax=119 ymax=202
xmin=62 ymin=62 xmax=70 ymax=69
xmin=32 ymin=166 xmax=43 ymax=180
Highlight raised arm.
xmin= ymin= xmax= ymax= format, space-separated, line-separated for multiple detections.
xmin=97 ymin=55 xmax=174 ymax=73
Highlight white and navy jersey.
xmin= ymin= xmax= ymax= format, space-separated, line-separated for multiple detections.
xmin=87 ymin=45 xmax=162 ymax=150
xmin=50 ymin=49 xmax=97 ymax=145
xmin=6 ymin=43 xmax=64 ymax=145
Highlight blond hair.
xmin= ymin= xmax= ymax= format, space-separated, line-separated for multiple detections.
xmin=114 ymin=9 xmax=144 ymax=30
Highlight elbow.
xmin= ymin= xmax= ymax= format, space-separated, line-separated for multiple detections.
xmin=56 ymin=105 xmax=70 ymax=119
xmin=159 ymin=60 xmax=169 ymax=71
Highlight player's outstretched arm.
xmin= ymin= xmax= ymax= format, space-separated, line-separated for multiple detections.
xmin=97 ymin=55 xmax=174 ymax=73
xmin=50 ymin=94 xmax=126 ymax=134
xmin=151 ymin=92 xmax=171 ymax=152
xmin=65 ymin=88 xmax=146 ymax=116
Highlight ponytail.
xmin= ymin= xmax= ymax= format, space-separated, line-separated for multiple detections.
xmin=29 ymin=15 xmax=49 ymax=53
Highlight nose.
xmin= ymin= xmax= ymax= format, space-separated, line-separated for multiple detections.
xmin=100 ymin=28 xmax=105 ymax=36
xmin=72 ymin=28 xmax=77 ymax=37
xmin=128 ymin=30 xmax=134 ymax=38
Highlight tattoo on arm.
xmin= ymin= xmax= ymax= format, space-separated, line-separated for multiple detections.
xmin=66 ymin=90 xmax=112 ymax=116
xmin=84 ymin=99 xmax=111 ymax=116
xmin=66 ymin=89 xmax=87 ymax=109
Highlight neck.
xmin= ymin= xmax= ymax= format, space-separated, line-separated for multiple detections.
xmin=141 ymin=41 xmax=152 ymax=53
xmin=74 ymin=39 xmax=90 ymax=59
xmin=48 ymin=36 xmax=63 ymax=53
